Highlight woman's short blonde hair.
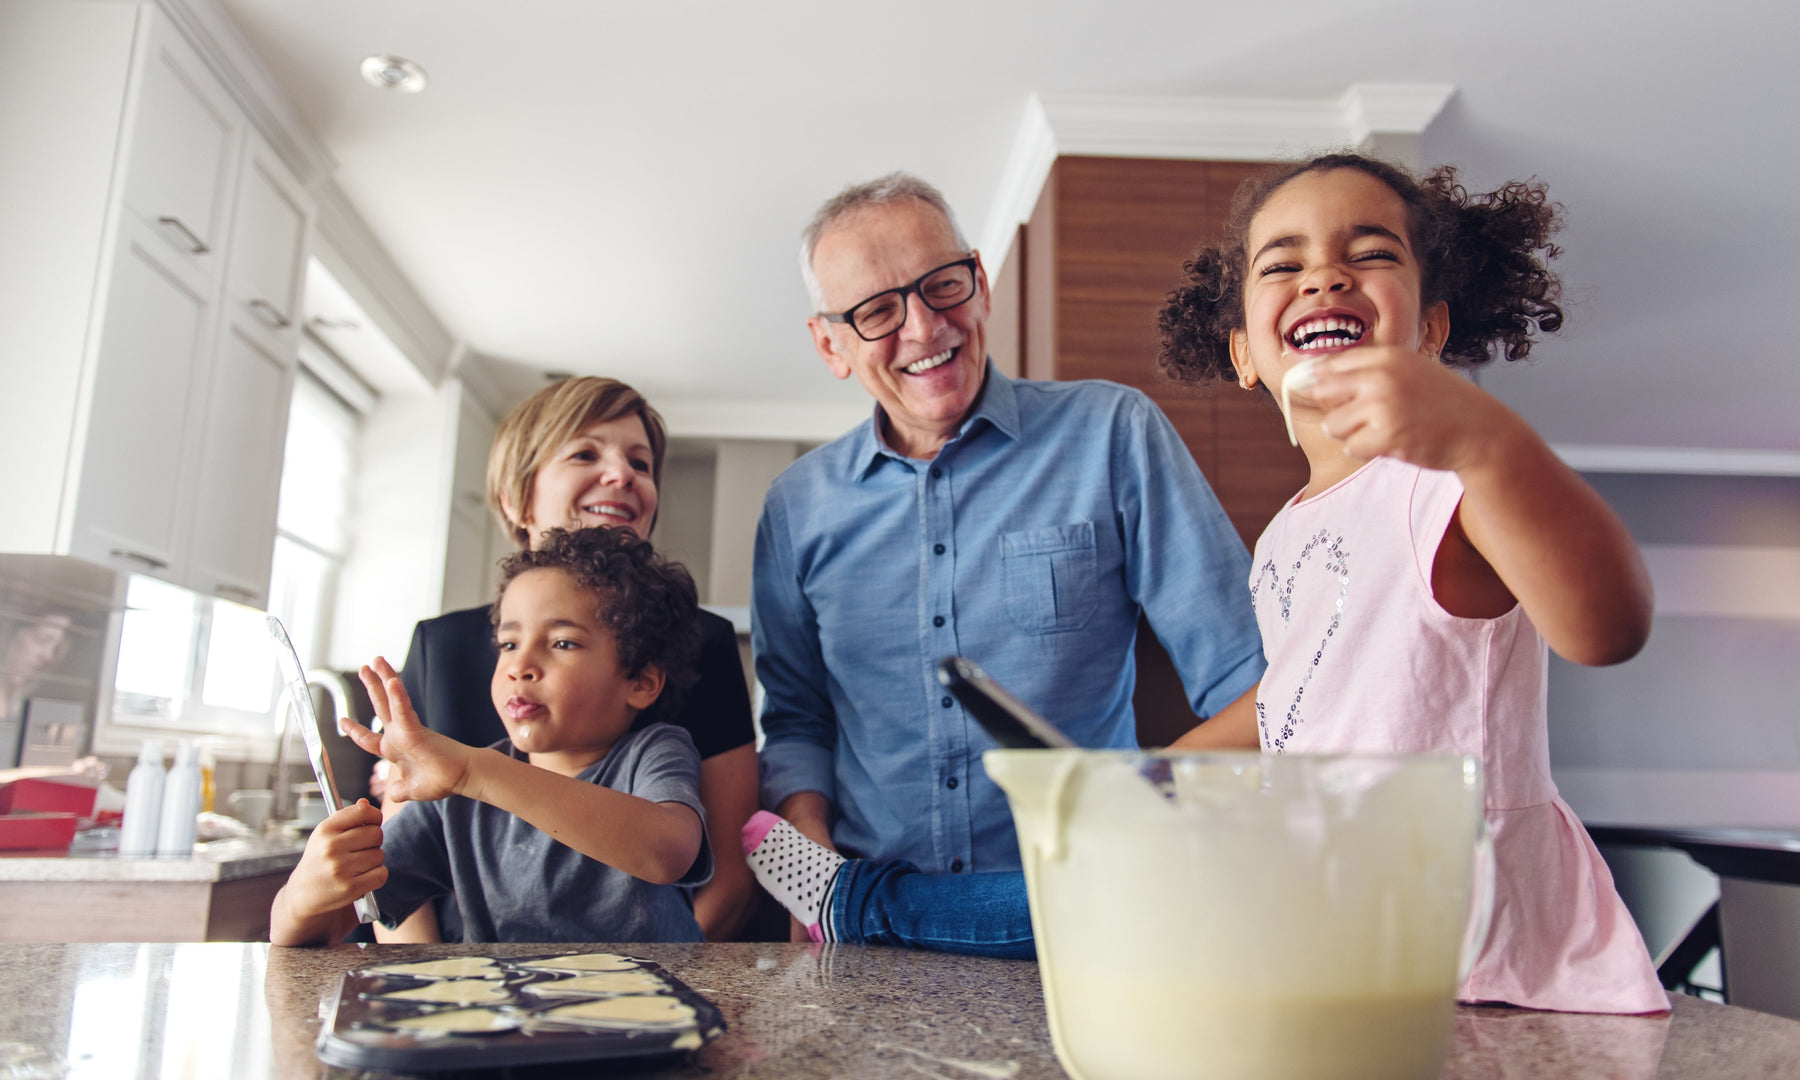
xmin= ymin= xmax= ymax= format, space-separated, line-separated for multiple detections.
xmin=486 ymin=376 xmax=668 ymax=550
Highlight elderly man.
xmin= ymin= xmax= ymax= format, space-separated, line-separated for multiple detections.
xmin=748 ymin=172 xmax=1263 ymax=955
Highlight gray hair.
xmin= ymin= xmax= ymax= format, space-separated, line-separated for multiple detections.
xmin=798 ymin=171 xmax=971 ymax=312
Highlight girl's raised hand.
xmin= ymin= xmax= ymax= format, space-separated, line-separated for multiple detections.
xmin=340 ymin=657 xmax=473 ymax=804
xmin=1307 ymin=343 xmax=1522 ymax=474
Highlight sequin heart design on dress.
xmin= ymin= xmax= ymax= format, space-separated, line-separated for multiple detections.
xmin=1250 ymin=528 xmax=1351 ymax=751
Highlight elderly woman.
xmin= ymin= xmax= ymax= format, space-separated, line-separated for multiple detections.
xmin=386 ymin=377 xmax=758 ymax=941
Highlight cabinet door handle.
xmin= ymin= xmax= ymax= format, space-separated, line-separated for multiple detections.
xmin=156 ymin=216 xmax=210 ymax=254
xmin=248 ymin=299 xmax=292 ymax=329
xmin=214 ymin=584 xmax=260 ymax=603
xmin=109 ymin=548 xmax=168 ymax=571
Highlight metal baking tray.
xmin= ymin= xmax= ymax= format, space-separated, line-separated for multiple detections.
xmin=314 ymin=951 xmax=726 ymax=1071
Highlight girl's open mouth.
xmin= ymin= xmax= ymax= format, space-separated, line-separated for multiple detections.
xmin=1287 ymin=316 xmax=1366 ymax=351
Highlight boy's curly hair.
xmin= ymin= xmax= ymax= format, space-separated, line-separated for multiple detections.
xmin=492 ymin=526 xmax=700 ymax=718
xmin=1158 ymin=152 xmax=1564 ymax=383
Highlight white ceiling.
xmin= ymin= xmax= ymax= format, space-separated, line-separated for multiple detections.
xmin=217 ymin=0 xmax=1799 ymax=454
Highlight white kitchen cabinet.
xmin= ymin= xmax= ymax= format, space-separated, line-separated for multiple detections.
xmin=65 ymin=210 xmax=214 ymax=577
xmin=185 ymin=321 xmax=294 ymax=604
xmin=0 ymin=3 xmax=310 ymax=609
xmin=117 ymin=10 xmax=242 ymax=281
xmin=221 ymin=135 xmax=310 ymax=357
xmin=184 ymin=134 xmax=310 ymax=603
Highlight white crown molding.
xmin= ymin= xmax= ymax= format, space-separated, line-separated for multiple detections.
xmin=158 ymin=0 xmax=463 ymax=396
xmin=655 ymin=398 xmax=869 ymax=443
xmin=153 ymin=0 xmax=336 ymax=186
xmin=979 ymin=84 xmax=1456 ymax=275
xmin=311 ymin=183 xmax=459 ymax=389
xmin=448 ymin=346 xmax=511 ymax=422
xmin=978 ymin=96 xmax=1058 ymax=273
xmin=1553 ymin=444 xmax=1800 ymax=477
xmin=1339 ymin=83 xmax=1458 ymax=145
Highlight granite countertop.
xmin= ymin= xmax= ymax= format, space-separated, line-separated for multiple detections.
xmin=0 ymin=836 xmax=304 ymax=883
xmin=2 ymin=941 xmax=1799 ymax=1079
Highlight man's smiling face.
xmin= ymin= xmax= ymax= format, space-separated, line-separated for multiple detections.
xmin=806 ymin=197 xmax=990 ymax=460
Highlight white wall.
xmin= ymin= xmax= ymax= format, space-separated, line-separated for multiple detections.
xmin=0 ymin=3 xmax=138 ymax=553
xmin=655 ymin=449 xmax=719 ymax=604
xmin=1549 ymin=473 xmax=1800 ymax=829
xmin=708 ymin=440 xmax=800 ymax=609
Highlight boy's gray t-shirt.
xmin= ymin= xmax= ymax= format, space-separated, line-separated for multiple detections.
xmin=374 ymin=722 xmax=712 ymax=943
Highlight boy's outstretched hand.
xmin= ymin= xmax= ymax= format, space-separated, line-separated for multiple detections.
xmin=270 ymin=799 xmax=385 ymax=945
xmin=341 ymin=657 xmax=475 ymax=804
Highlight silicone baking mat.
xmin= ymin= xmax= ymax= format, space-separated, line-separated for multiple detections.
xmin=314 ymin=951 xmax=726 ymax=1071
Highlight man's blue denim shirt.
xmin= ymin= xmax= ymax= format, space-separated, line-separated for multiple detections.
xmin=752 ymin=364 xmax=1264 ymax=873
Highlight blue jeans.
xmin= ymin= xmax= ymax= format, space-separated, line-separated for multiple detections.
xmin=827 ymin=861 xmax=1036 ymax=959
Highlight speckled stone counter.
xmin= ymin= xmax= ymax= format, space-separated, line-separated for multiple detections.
xmin=1 ymin=942 xmax=1796 ymax=1078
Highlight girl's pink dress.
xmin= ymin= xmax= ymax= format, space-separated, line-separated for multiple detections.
xmin=1249 ymin=456 xmax=1667 ymax=1014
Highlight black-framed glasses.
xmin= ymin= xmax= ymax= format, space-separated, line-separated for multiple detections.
xmin=820 ymin=256 xmax=979 ymax=342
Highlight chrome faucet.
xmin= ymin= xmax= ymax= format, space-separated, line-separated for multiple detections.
xmin=269 ymin=668 xmax=356 ymax=822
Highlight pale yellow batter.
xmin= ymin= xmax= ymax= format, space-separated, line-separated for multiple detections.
xmin=361 ymin=957 xmax=503 ymax=979
xmin=538 ymin=995 xmax=697 ymax=1028
xmin=389 ymin=1008 xmax=517 ymax=1035
xmin=378 ymin=980 xmax=514 ymax=1005
xmin=522 ymin=970 xmax=669 ymax=997
xmin=514 ymin=952 xmax=642 ymax=973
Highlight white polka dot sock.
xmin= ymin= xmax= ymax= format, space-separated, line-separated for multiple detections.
xmin=741 ymin=811 xmax=846 ymax=943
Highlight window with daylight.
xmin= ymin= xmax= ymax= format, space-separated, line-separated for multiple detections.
xmin=106 ymin=343 xmax=369 ymax=752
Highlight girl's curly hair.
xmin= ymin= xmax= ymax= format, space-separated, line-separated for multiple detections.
xmin=493 ymin=526 xmax=700 ymax=717
xmin=1158 ymin=152 xmax=1564 ymax=383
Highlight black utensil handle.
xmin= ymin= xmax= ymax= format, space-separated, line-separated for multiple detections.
xmin=936 ymin=656 xmax=1077 ymax=750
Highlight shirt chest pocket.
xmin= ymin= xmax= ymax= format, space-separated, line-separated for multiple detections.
xmin=1001 ymin=521 xmax=1099 ymax=633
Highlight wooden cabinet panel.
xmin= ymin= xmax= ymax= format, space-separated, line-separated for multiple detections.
xmin=1029 ymin=155 xmax=1307 ymax=549
xmin=1053 ymin=157 xmax=1267 ymax=398
xmin=1213 ymin=393 xmax=1311 ymax=551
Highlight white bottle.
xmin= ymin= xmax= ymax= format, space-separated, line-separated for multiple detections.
xmin=119 ymin=739 xmax=165 ymax=857
xmin=156 ymin=740 xmax=202 ymax=857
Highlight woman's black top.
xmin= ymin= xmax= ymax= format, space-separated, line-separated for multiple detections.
xmin=398 ymin=606 xmax=754 ymax=760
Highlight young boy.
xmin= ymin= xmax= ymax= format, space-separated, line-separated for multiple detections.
xmin=269 ymin=526 xmax=712 ymax=946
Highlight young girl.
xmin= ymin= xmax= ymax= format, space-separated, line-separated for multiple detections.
xmin=1159 ymin=152 xmax=1666 ymax=1014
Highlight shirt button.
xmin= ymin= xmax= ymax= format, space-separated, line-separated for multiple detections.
xmin=951 ymin=858 xmax=964 ymax=873
xmin=934 ymin=543 xmax=946 ymax=555
xmin=930 ymin=467 xmax=943 ymax=479
xmin=946 ymin=776 xmax=959 ymax=789
xmin=933 ymin=615 xmax=945 ymax=627
xmin=941 ymin=696 xmax=953 ymax=709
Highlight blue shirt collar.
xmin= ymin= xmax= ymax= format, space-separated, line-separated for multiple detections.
xmin=848 ymin=358 xmax=1022 ymax=481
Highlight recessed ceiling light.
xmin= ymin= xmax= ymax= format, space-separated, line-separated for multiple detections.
xmin=360 ymin=55 xmax=428 ymax=93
